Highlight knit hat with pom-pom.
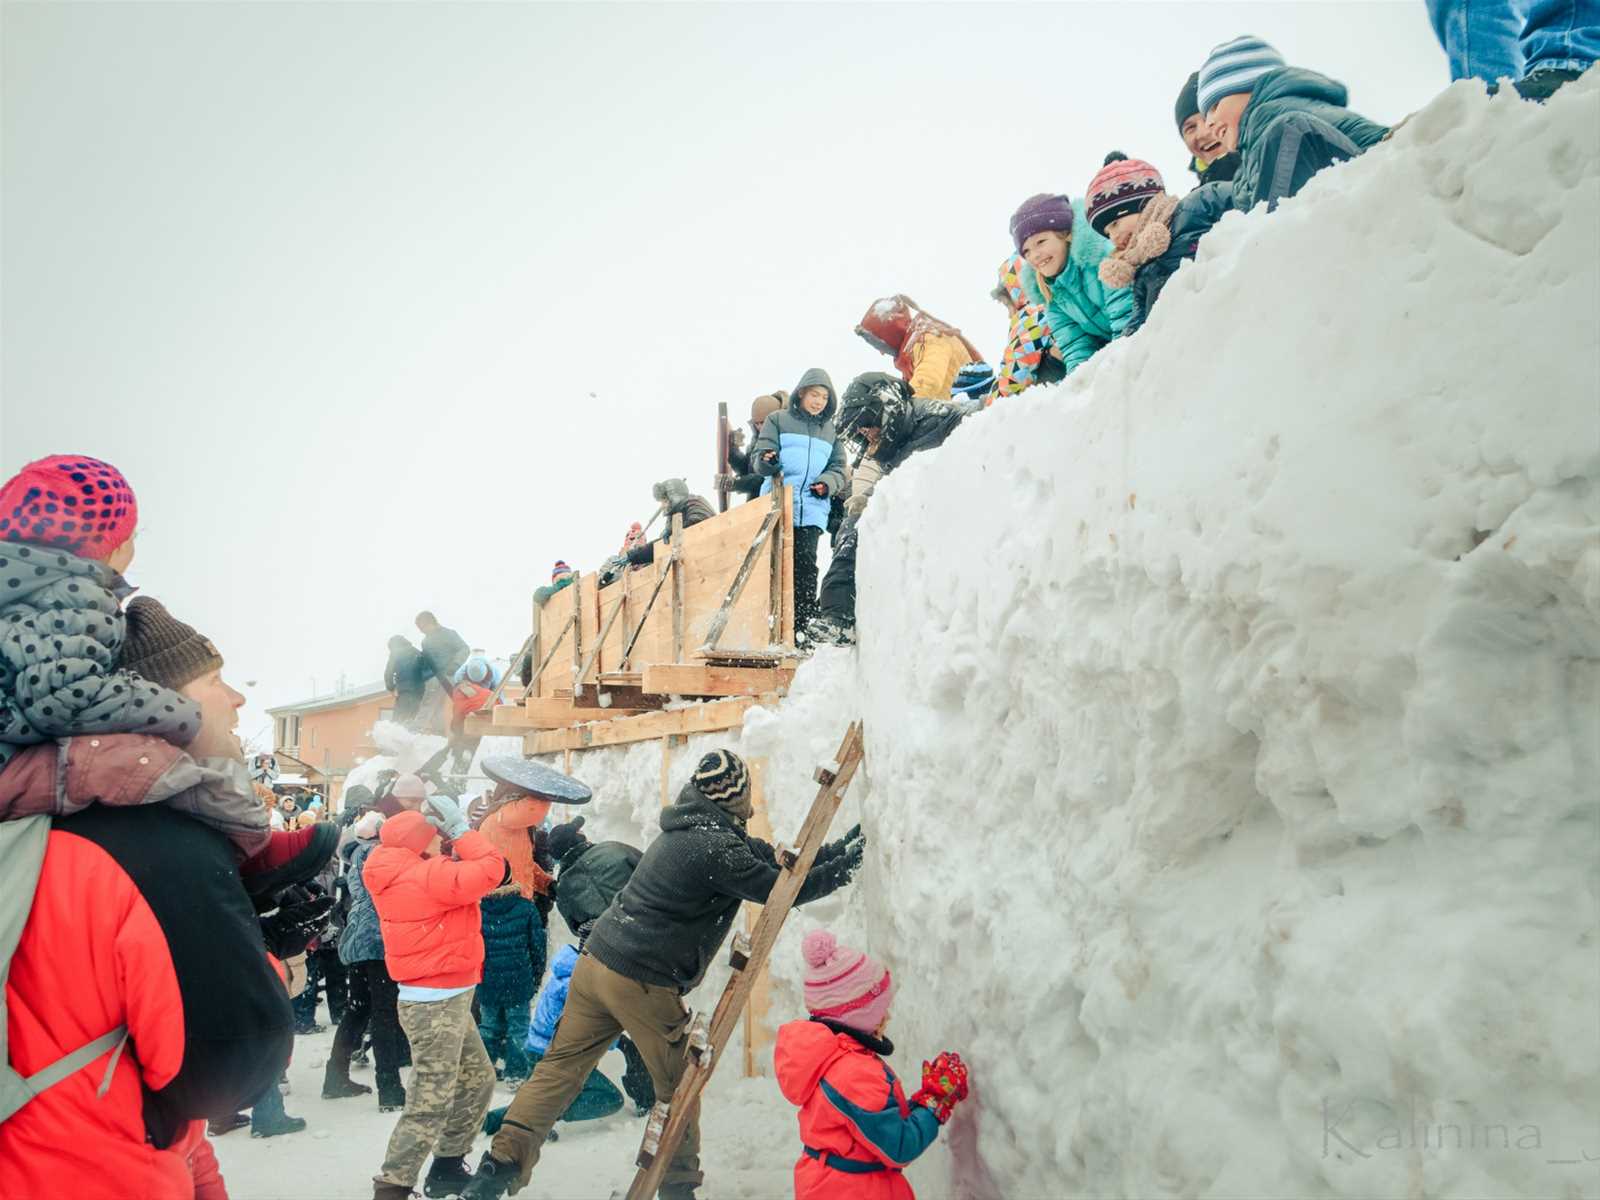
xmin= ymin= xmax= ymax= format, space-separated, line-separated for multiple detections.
xmin=1085 ymin=152 xmax=1167 ymax=236
xmin=802 ymin=928 xmax=894 ymax=1036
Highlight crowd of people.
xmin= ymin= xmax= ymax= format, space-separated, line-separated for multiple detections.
xmin=0 ymin=14 xmax=1593 ymax=1200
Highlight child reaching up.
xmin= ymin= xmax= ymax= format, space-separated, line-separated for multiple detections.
xmin=0 ymin=454 xmax=201 ymax=770
xmin=774 ymin=929 xmax=969 ymax=1199
xmin=1085 ymin=152 xmax=1233 ymax=336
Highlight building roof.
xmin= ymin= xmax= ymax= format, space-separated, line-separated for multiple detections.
xmin=266 ymin=681 xmax=390 ymax=717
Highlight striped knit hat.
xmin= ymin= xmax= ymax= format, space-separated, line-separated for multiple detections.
xmin=1196 ymin=35 xmax=1286 ymax=116
xmin=552 ymin=560 xmax=573 ymax=581
xmin=803 ymin=929 xmax=894 ymax=1036
xmin=693 ymin=749 xmax=751 ymax=819
xmin=1085 ymin=153 xmax=1167 ymax=235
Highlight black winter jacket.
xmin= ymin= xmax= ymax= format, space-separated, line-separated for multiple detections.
xmin=1123 ymin=182 xmax=1235 ymax=336
xmin=554 ymin=839 xmax=643 ymax=937
xmin=384 ymin=643 xmax=428 ymax=696
xmin=584 ymin=783 xmax=854 ymax=992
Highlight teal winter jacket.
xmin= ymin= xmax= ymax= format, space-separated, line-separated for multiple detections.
xmin=1232 ymin=67 xmax=1389 ymax=213
xmin=1020 ymin=199 xmax=1134 ymax=376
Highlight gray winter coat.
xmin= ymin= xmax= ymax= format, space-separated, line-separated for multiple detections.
xmin=338 ymin=837 xmax=385 ymax=965
xmin=0 ymin=545 xmax=201 ymax=771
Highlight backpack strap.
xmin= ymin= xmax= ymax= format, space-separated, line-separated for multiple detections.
xmin=0 ymin=815 xmax=131 ymax=1124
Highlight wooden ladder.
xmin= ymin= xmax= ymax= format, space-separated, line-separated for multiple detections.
xmin=623 ymin=721 xmax=867 ymax=1200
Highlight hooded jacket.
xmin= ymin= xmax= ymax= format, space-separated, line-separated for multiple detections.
xmin=383 ymin=640 xmax=427 ymax=697
xmin=527 ymin=941 xmax=581 ymax=1055
xmin=362 ymin=812 xmax=509 ymax=989
xmin=855 ymin=298 xmax=981 ymax=401
xmin=554 ymin=838 xmax=643 ymax=937
xmin=0 ymin=545 xmax=201 ymax=771
xmin=0 ymin=762 xmax=292 ymax=1199
xmin=1231 ymin=67 xmax=1389 ymax=213
xmin=754 ymin=369 xmax=849 ymax=531
xmin=1019 ymin=198 xmax=1134 ymax=375
xmin=583 ymin=782 xmax=856 ymax=992
xmin=774 ymin=1019 xmax=940 ymax=1200
xmin=337 ymin=834 xmax=385 ymax=965
xmin=477 ymin=887 xmax=547 ymax=1007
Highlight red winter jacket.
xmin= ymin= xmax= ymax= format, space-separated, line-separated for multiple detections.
xmin=774 ymin=1019 xmax=941 ymax=1200
xmin=0 ymin=740 xmax=293 ymax=1200
xmin=363 ymin=812 xmax=508 ymax=989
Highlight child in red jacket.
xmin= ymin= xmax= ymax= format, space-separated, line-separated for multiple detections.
xmin=364 ymin=796 xmax=509 ymax=1200
xmin=774 ymin=929 xmax=970 ymax=1199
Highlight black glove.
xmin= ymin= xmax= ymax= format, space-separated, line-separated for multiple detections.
xmin=532 ymin=826 xmax=555 ymax=874
xmin=815 ymin=824 xmax=863 ymax=866
xmin=260 ymin=886 xmax=335 ymax=960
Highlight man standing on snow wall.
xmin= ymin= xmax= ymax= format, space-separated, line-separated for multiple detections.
xmin=461 ymin=750 xmax=867 ymax=1200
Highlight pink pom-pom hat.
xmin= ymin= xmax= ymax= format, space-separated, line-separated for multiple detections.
xmin=802 ymin=928 xmax=894 ymax=1036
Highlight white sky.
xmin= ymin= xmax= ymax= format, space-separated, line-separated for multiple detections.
xmin=1 ymin=1 xmax=1447 ymax=747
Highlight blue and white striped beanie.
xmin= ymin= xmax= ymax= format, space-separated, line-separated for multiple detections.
xmin=1196 ymin=36 xmax=1287 ymax=116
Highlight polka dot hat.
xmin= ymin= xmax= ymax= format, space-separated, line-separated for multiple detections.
xmin=0 ymin=454 xmax=138 ymax=561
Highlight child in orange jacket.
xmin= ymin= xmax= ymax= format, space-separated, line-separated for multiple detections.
xmin=774 ymin=930 xmax=970 ymax=1199
xmin=365 ymin=797 xmax=509 ymax=1200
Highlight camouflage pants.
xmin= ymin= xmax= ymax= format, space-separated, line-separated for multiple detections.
xmin=376 ymin=990 xmax=496 ymax=1187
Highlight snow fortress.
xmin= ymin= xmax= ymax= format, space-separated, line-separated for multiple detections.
xmin=532 ymin=78 xmax=1600 ymax=1198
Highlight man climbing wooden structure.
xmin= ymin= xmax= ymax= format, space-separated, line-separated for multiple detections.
xmin=626 ymin=721 xmax=866 ymax=1200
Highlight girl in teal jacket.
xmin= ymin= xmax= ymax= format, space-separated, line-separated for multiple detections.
xmin=1008 ymin=194 xmax=1133 ymax=375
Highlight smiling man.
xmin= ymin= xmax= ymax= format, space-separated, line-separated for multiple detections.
xmin=1174 ymin=70 xmax=1239 ymax=187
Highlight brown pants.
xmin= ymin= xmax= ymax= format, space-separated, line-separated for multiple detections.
xmin=491 ymin=953 xmax=700 ymax=1194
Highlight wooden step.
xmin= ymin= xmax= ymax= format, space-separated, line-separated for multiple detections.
xmin=641 ymin=663 xmax=795 ymax=698
xmin=525 ymin=694 xmax=776 ymax=754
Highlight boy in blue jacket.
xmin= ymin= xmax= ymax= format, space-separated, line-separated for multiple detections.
xmin=753 ymin=369 xmax=847 ymax=637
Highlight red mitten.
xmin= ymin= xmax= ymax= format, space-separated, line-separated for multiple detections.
xmin=909 ymin=1051 xmax=970 ymax=1123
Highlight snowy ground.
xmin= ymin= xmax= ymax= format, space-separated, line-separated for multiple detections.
xmin=212 ymin=1025 xmax=798 ymax=1200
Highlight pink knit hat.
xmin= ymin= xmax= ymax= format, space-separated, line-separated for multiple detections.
xmin=802 ymin=929 xmax=894 ymax=1036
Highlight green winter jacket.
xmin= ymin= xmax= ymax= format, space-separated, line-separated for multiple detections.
xmin=1020 ymin=199 xmax=1134 ymax=375
xmin=1232 ymin=67 xmax=1389 ymax=213
xmin=554 ymin=838 xmax=643 ymax=937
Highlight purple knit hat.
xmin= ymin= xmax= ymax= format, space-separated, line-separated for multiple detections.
xmin=803 ymin=929 xmax=894 ymax=1036
xmin=1009 ymin=192 xmax=1074 ymax=253
xmin=1085 ymin=152 xmax=1167 ymax=235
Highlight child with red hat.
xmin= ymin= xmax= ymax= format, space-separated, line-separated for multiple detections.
xmin=0 ymin=454 xmax=202 ymax=771
xmin=1084 ymin=152 xmax=1235 ymax=337
xmin=774 ymin=928 xmax=970 ymax=1199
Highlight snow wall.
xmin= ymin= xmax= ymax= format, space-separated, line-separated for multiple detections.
xmin=529 ymin=78 xmax=1600 ymax=1199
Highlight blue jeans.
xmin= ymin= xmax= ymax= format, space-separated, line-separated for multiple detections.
xmin=478 ymin=1000 xmax=532 ymax=1079
xmin=1427 ymin=0 xmax=1600 ymax=80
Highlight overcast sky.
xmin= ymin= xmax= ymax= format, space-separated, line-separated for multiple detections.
xmin=2 ymin=1 xmax=1447 ymax=748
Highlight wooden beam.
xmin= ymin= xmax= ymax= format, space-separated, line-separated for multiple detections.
xmin=527 ymin=695 xmax=772 ymax=754
xmin=671 ymin=512 xmax=686 ymax=663
xmin=743 ymin=757 xmax=773 ymax=1077
xmin=572 ymin=685 xmax=665 ymax=712
xmin=641 ymin=664 xmax=795 ymax=698
xmin=471 ymin=697 xmax=651 ymax=732
xmin=599 ymin=672 xmax=643 ymax=688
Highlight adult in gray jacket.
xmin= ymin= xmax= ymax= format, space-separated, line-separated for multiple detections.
xmin=463 ymin=750 xmax=865 ymax=1200
xmin=326 ymin=812 xmax=409 ymax=1110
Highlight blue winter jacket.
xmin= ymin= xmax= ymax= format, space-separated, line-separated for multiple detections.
xmin=1020 ymin=198 xmax=1134 ymax=375
xmin=338 ymin=838 xmax=385 ymax=966
xmin=754 ymin=368 xmax=848 ymax=531
xmin=527 ymin=942 xmax=580 ymax=1055
xmin=478 ymin=888 xmax=547 ymax=1007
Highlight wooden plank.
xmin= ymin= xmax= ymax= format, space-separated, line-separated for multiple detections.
xmin=671 ymin=512 xmax=686 ymax=663
xmin=599 ymin=672 xmax=643 ymax=688
xmin=696 ymin=647 xmax=793 ymax=665
xmin=626 ymin=724 xmax=865 ymax=1197
xmin=474 ymin=697 xmax=651 ymax=731
xmin=641 ymin=664 xmax=795 ymax=698
xmin=571 ymin=685 xmax=664 ymax=712
xmin=527 ymin=695 xmax=769 ymax=755
xmin=743 ymin=757 xmax=773 ymax=1078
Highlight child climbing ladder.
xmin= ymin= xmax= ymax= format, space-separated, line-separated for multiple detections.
xmin=625 ymin=721 xmax=866 ymax=1200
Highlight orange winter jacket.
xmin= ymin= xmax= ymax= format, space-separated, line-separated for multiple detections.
xmin=363 ymin=812 xmax=508 ymax=989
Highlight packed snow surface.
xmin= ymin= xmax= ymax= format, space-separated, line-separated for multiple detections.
xmin=294 ymin=79 xmax=1598 ymax=1200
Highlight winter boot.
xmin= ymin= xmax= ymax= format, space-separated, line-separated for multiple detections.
xmin=372 ymin=1183 xmax=413 ymax=1200
xmin=378 ymin=1083 xmax=407 ymax=1113
xmin=207 ymin=1112 xmax=249 ymax=1137
xmin=1514 ymin=67 xmax=1584 ymax=101
xmin=458 ymin=1154 xmax=516 ymax=1200
xmin=658 ymin=1186 xmax=699 ymax=1200
xmin=323 ymin=1061 xmax=373 ymax=1099
xmin=250 ymin=1082 xmax=307 ymax=1138
xmin=422 ymin=1155 xmax=475 ymax=1198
